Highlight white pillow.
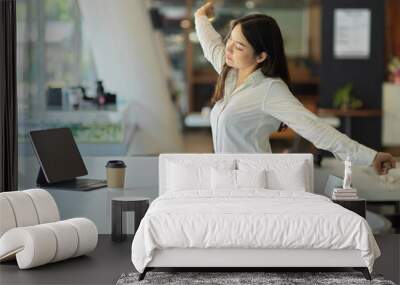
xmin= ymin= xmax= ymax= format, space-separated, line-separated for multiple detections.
xmin=267 ymin=165 xmax=308 ymax=191
xmin=166 ymin=160 xmax=235 ymax=191
xmin=211 ymin=168 xmax=268 ymax=190
xmin=237 ymin=159 xmax=309 ymax=191
xmin=167 ymin=162 xmax=209 ymax=191
xmin=211 ymin=168 xmax=236 ymax=190
xmin=236 ymin=169 xmax=267 ymax=189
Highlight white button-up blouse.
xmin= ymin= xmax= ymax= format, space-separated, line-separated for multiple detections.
xmin=195 ymin=15 xmax=377 ymax=165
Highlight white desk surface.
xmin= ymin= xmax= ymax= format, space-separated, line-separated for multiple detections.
xmin=47 ymin=187 xmax=157 ymax=234
xmin=320 ymin=158 xmax=400 ymax=201
xmin=29 ymin=156 xmax=159 ymax=235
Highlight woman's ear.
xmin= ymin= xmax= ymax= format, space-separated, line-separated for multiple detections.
xmin=256 ymin=52 xmax=268 ymax=63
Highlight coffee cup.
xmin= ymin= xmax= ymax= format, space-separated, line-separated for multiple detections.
xmin=105 ymin=160 xmax=126 ymax=188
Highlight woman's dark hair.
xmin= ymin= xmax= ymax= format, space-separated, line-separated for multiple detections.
xmin=211 ymin=13 xmax=290 ymax=132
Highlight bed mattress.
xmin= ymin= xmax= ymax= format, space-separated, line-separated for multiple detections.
xmin=131 ymin=189 xmax=380 ymax=273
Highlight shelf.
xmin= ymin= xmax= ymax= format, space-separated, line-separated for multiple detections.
xmin=317 ymin=108 xmax=382 ymax=117
xmin=192 ymin=68 xmax=319 ymax=86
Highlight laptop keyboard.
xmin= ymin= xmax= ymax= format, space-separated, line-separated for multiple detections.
xmin=46 ymin=179 xmax=107 ymax=191
xmin=69 ymin=179 xmax=106 ymax=186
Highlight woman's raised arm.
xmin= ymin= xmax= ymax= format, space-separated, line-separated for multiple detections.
xmin=264 ymin=79 xmax=397 ymax=174
xmin=263 ymin=80 xmax=381 ymax=167
xmin=194 ymin=2 xmax=225 ymax=74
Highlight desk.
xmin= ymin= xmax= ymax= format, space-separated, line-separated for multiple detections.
xmin=320 ymin=158 xmax=400 ymax=233
xmin=316 ymin=159 xmax=399 ymax=233
xmin=320 ymin=158 xmax=400 ymax=202
xmin=46 ymin=187 xmax=156 ymax=234
xmin=317 ymin=108 xmax=382 ymax=137
xmin=31 ymin=156 xmax=160 ymax=234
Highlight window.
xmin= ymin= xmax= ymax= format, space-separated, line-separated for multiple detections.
xmin=17 ymin=0 xmax=101 ymax=189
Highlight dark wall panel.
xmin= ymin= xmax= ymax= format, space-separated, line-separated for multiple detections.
xmin=320 ymin=0 xmax=385 ymax=150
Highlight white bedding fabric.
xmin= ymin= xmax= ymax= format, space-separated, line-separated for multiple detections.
xmin=131 ymin=190 xmax=380 ymax=273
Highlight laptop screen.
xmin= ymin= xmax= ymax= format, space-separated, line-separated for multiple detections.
xmin=29 ymin=128 xmax=88 ymax=183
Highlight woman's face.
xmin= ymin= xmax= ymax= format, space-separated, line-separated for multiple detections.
xmin=225 ymin=24 xmax=260 ymax=70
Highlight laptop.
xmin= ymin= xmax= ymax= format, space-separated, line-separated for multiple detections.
xmin=323 ymin=174 xmax=344 ymax=197
xmin=29 ymin=128 xmax=107 ymax=191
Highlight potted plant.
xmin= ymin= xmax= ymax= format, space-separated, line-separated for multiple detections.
xmin=388 ymin=56 xmax=400 ymax=84
xmin=333 ymin=83 xmax=363 ymax=110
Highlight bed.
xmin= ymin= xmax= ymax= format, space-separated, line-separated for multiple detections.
xmin=131 ymin=153 xmax=380 ymax=281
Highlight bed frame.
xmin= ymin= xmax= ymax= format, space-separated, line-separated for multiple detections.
xmin=138 ymin=154 xmax=372 ymax=281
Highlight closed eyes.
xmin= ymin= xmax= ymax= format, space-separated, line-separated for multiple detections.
xmin=228 ymin=37 xmax=244 ymax=51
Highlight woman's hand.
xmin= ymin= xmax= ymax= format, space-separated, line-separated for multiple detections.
xmin=372 ymin=152 xmax=397 ymax=175
xmin=194 ymin=1 xmax=214 ymax=18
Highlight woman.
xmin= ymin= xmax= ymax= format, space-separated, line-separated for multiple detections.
xmin=194 ymin=2 xmax=396 ymax=175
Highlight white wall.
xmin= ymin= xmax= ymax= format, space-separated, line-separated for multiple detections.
xmin=79 ymin=0 xmax=184 ymax=154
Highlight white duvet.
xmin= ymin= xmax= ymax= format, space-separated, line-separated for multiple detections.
xmin=131 ymin=189 xmax=380 ymax=273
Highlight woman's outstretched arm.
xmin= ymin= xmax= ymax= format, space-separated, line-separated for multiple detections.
xmin=263 ymin=79 xmax=396 ymax=174
xmin=194 ymin=2 xmax=225 ymax=74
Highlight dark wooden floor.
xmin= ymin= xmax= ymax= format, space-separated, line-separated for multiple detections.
xmin=0 ymin=234 xmax=399 ymax=285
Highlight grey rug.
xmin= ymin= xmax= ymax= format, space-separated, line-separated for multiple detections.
xmin=116 ymin=271 xmax=396 ymax=285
